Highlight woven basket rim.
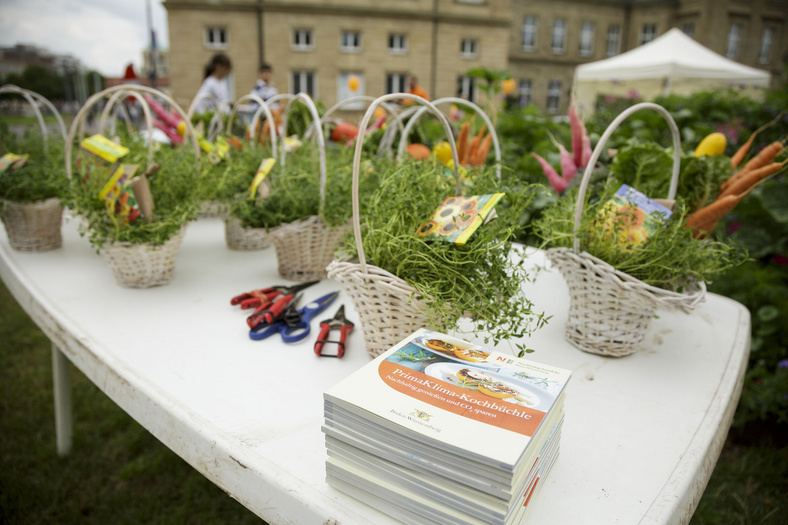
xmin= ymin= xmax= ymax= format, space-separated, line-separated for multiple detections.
xmin=98 ymin=225 xmax=187 ymax=251
xmin=546 ymin=246 xmax=706 ymax=309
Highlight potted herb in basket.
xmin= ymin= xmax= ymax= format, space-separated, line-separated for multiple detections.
xmin=531 ymin=102 xmax=748 ymax=357
xmin=0 ymin=126 xmax=68 ymax=252
xmin=328 ymin=93 xmax=548 ymax=358
xmin=64 ymin=86 xmax=203 ymax=288
xmin=227 ymin=93 xmax=378 ymax=281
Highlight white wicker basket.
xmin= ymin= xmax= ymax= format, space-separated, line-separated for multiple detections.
xmin=327 ymin=92 xmax=467 ymax=358
xmin=64 ymin=85 xmax=202 ymax=289
xmin=224 ymin=217 xmax=270 ymax=251
xmin=546 ymin=102 xmax=706 ymax=357
xmin=263 ymin=93 xmax=350 ymax=281
xmin=99 ymin=227 xmax=187 ymax=288
xmin=1 ymin=198 xmax=63 ymax=252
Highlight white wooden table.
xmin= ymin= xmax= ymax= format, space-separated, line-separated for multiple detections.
xmin=0 ymin=216 xmax=750 ymax=524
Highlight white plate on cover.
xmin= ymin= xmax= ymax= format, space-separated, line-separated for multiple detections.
xmin=423 ymin=362 xmax=556 ymax=412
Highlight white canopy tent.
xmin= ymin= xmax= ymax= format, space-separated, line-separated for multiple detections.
xmin=573 ymin=28 xmax=771 ymax=117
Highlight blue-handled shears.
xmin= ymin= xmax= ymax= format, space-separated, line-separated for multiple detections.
xmin=249 ymin=291 xmax=339 ymax=342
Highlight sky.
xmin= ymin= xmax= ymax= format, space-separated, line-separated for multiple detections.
xmin=0 ymin=0 xmax=169 ymax=77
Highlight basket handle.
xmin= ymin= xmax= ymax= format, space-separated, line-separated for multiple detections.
xmin=351 ymin=93 xmax=461 ymax=271
xmin=0 ymin=85 xmax=68 ymax=148
xmin=279 ymin=93 xmax=327 ymax=210
xmin=65 ymin=85 xmax=202 ymax=180
xmin=397 ymin=96 xmax=502 ymax=182
xmin=572 ymin=102 xmax=681 ymax=253
xmin=226 ymin=94 xmax=280 ymax=157
xmin=97 ymin=89 xmax=156 ymax=166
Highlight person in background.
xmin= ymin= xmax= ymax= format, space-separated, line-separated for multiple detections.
xmin=251 ymin=63 xmax=278 ymax=103
xmin=194 ymin=53 xmax=232 ymax=114
xmin=403 ymin=74 xmax=429 ymax=105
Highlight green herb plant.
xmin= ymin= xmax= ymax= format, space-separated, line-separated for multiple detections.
xmin=532 ymin=183 xmax=747 ymax=289
xmin=229 ymin=142 xmax=381 ymax=230
xmin=340 ymin=157 xmax=548 ymax=355
xmin=0 ymin=126 xmax=67 ymax=203
xmin=66 ymin=132 xmax=201 ymax=248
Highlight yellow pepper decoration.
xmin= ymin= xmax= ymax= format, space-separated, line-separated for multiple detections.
xmin=694 ymin=132 xmax=727 ymax=157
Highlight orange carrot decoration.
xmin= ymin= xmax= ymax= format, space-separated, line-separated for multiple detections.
xmin=718 ymin=159 xmax=788 ymax=200
xmin=686 ymin=194 xmax=743 ymax=238
xmin=456 ymin=122 xmax=470 ymax=164
xmin=731 ymin=110 xmax=788 ymax=169
xmin=721 ymin=140 xmax=785 ymax=191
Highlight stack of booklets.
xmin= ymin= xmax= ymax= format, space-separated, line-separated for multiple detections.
xmin=323 ymin=329 xmax=572 ymax=525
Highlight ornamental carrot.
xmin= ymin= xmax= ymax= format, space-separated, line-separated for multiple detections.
xmin=718 ymin=159 xmax=788 ymax=200
xmin=473 ymin=133 xmax=493 ymax=166
xmin=457 ymin=122 xmax=470 ymax=164
xmin=532 ymin=153 xmax=568 ymax=193
xmin=569 ymin=101 xmax=584 ymax=168
xmin=686 ymin=194 xmax=742 ymax=238
xmin=466 ymin=135 xmax=481 ymax=166
xmin=558 ymin=143 xmax=578 ymax=182
xmin=731 ymin=110 xmax=788 ymax=168
xmin=721 ymin=140 xmax=785 ymax=191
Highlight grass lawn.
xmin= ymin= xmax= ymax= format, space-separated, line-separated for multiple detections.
xmin=0 ymin=276 xmax=785 ymax=524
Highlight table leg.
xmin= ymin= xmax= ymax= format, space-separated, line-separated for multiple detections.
xmin=51 ymin=344 xmax=73 ymax=456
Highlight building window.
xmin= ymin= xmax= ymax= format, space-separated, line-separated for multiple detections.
xmin=389 ymin=34 xmax=407 ymax=54
xmin=341 ymin=31 xmax=361 ymax=52
xmin=552 ymin=19 xmax=566 ymax=54
xmin=292 ymin=29 xmax=313 ymax=51
xmin=205 ymin=27 xmax=227 ymax=49
xmin=759 ymin=27 xmax=774 ymax=64
xmin=457 ymin=75 xmax=476 ymax=103
xmin=681 ymin=23 xmax=695 ymax=38
xmin=518 ymin=79 xmax=532 ymax=106
xmin=460 ymin=38 xmax=478 ymax=58
xmin=606 ymin=25 xmax=621 ymax=57
xmin=547 ymin=80 xmax=561 ymax=114
xmin=386 ymin=73 xmax=407 ymax=94
xmin=639 ymin=24 xmax=657 ymax=46
xmin=338 ymin=72 xmax=364 ymax=108
xmin=726 ymin=23 xmax=742 ymax=59
xmin=522 ymin=16 xmax=537 ymax=51
xmin=579 ymin=22 xmax=594 ymax=57
xmin=291 ymin=70 xmax=316 ymax=97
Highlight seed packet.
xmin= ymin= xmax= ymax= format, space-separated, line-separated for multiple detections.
xmin=416 ymin=193 xmax=504 ymax=245
xmin=600 ymin=184 xmax=672 ymax=246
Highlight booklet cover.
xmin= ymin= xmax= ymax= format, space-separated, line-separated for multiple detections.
xmin=98 ymin=164 xmax=141 ymax=225
xmin=324 ymin=329 xmax=571 ymax=469
xmin=416 ymin=194 xmax=505 ymax=245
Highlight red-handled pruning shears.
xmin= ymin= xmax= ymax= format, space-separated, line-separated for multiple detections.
xmin=231 ymin=281 xmax=319 ymax=328
xmin=315 ymin=305 xmax=354 ymax=358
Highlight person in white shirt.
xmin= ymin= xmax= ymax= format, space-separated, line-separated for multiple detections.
xmin=251 ymin=63 xmax=278 ymax=103
xmin=194 ymin=53 xmax=232 ymax=114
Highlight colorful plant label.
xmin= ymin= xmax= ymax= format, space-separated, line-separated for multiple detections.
xmin=416 ymin=193 xmax=505 ymax=245
xmin=601 ymin=184 xmax=672 ymax=246
xmin=80 ymin=134 xmax=130 ymax=164
xmin=98 ymin=164 xmax=141 ymax=226
xmin=0 ymin=153 xmax=29 ymax=175
xmin=248 ymin=157 xmax=276 ymax=199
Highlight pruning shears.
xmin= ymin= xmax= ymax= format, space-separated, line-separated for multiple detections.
xmin=231 ymin=281 xmax=319 ymax=328
xmin=249 ymin=291 xmax=339 ymax=342
xmin=314 ymin=305 xmax=354 ymax=358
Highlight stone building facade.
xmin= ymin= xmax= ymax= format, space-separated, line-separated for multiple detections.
xmin=164 ymin=0 xmax=787 ymax=115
